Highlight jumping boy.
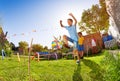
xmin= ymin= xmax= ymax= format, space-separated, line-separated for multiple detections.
xmin=60 ymin=13 xmax=78 ymax=63
xmin=78 ymin=32 xmax=84 ymax=61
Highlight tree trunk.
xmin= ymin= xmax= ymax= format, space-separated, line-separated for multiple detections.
xmin=105 ymin=0 xmax=120 ymax=39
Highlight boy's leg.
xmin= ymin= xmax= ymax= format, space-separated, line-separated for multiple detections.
xmin=63 ymin=35 xmax=74 ymax=48
xmin=80 ymin=51 xmax=84 ymax=59
xmin=76 ymin=51 xmax=81 ymax=64
xmin=73 ymin=49 xmax=78 ymax=59
xmin=75 ymin=42 xmax=81 ymax=64
xmin=79 ymin=45 xmax=84 ymax=59
xmin=63 ymin=35 xmax=71 ymax=48
xmin=73 ymin=41 xmax=78 ymax=56
xmin=78 ymin=51 xmax=81 ymax=61
xmin=63 ymin=36 xmax=80 ymax=60
xmin=78 ymin=45 xmax=81 ymax=61
xmin=63 ymin=35 xmax=68 ymax=45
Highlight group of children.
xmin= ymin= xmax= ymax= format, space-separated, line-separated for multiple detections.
xmin=60 ymin=13 xmax=84 ymax=64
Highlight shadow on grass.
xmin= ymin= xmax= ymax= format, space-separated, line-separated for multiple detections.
xmin=72 ymin=64 xmax=83 ymax=81
xmin=82 ymin=59 xmax=104 ymax=81
xmin=84 ymin=50 xmax=105 ymax=58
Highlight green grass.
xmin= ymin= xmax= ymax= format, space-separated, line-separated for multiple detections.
xmin=0 ymin=52 xmax=105 ymax=81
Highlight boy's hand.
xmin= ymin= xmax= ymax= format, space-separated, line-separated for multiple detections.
xmin=69 ymin=13 xmax=73 ymax=16
xmin=69 ymin=13 xmax=77 ymax=25
xmin=60 ymin=20 xmax=64 ymax=27
xmin=60 ymin=20 xmax=62 ymax=23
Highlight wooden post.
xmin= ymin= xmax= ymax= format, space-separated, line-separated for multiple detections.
xmin=28 ymin=38 xmax=33 ymax=76
xmin=17 ymin=53 xmax=20 ymax=62
xmin=87 ymin=39 xmax=89 ymax=57
xmin=37 ymin=52 xmax=40 ymax=62
xmin=1 ymin=49 xmax=5 ymax=60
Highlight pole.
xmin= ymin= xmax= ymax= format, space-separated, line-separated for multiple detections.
xmin=1 ymin=49 xmax=4 ymax=60
xmin=87 ymin=40 xmax=89 ymax=57
xmin=17 ymin=52 xmax=20 ymax=62
xmin=28 ymin=38 xmax=33 ymax=76
xmin=37 ymin=52 xmax=40 ymax=62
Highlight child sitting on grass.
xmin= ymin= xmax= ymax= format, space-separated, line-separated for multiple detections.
xmin=77 ymin=32 xmax=84 ymax=63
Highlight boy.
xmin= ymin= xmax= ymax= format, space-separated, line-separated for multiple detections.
xmin=78 ymin=32 xmax=84 ymax=61
xmin=60 ymin=13 xmax=78 ymax=62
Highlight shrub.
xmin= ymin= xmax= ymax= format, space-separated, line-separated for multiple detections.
xmin=110 ymin=44 xmax=118 ymax=50
xmin=5 ymin=49 xmax=13 ymax=57
xmin=0 ymin=49 xmax=13 ymax=57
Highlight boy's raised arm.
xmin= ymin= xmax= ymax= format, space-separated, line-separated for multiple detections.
xmin=60 ymin=20 xmax=65 ymax=28
xmin=69 ymin=13 xmax=77 ymax=26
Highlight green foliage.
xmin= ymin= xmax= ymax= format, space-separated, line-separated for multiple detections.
xmin=19 ymin=41 xmax=28 ymax=49
xmin=60 ymin=46 xmax=69 ymax=53
xmin=66 ymin=54 xmax=73 ymax=59
xmin=110 ymin=45 xmax=118 ymax=50
xmin=19 ymin=41 xmax=29 ymax=55
xmin=32 ymin=44 xmax=44 ymax=52
xmin=101 ymin=51 xmax=120 ymax=81
xmin=79 ymin=0 xmax=109 ymax=34
xmin=0 ymin=27 xmax=2 ymax=33
xmin=4 ymin=49 xmax=13 ymax=57
xmin=43 ymin=46 xmax=49 ymax=52
xmin=0 ymin=27 xmax=13 ymax=57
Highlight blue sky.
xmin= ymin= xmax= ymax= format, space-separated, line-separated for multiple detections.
xmin=0 ymin=0 xmax=99 ymax=48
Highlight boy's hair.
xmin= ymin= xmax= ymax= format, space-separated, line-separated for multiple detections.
xmin=67 ymin=18 xmax=73 ymax=22
xmin=78 ymin=32 xmax=82 ymax=35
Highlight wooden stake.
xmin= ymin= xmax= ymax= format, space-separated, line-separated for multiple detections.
xmin=28 ymin=38 xmax=33 ymax=76
xmin=37 ymin=52 xmax=40 ymax=62
xmin=17 ymin=53 xmax=20 ymax=62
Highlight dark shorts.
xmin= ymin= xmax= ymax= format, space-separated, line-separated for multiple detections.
xmin=66 ymin=36 xmax=78 ymax=49
xmin=78 ymin=45 xmax=84 ymax=51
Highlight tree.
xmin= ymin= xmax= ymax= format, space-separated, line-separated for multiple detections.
xmin=0 ymin=27 xmax=13 ymax=56
xmin=32 ymin=44 xmax=44 ymax=52
xmin=0 ymin=27 xmax=9 ymax=49
xmin=44 ymin=46 xmax=48 ymax=50
xmin=79 ymin=0 xmax=109 ymax=34
xmin=43 ymin=46 xmax=49 ymax=52
xmin=10 ymin=42 xmax=16 ymax=51
xmin=60 ymin=46 xmax=69 ymax=53
xmin=105 ymin=0 xmax=120 ymax=38
xmin=19 ymin=41 xmax=28 ymax=49
xmin=19 ymin=41 xmax=28 ymax=54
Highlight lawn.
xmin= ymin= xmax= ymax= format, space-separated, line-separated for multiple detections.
xmin=0 ymin=51 xmax=105 ymax=81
